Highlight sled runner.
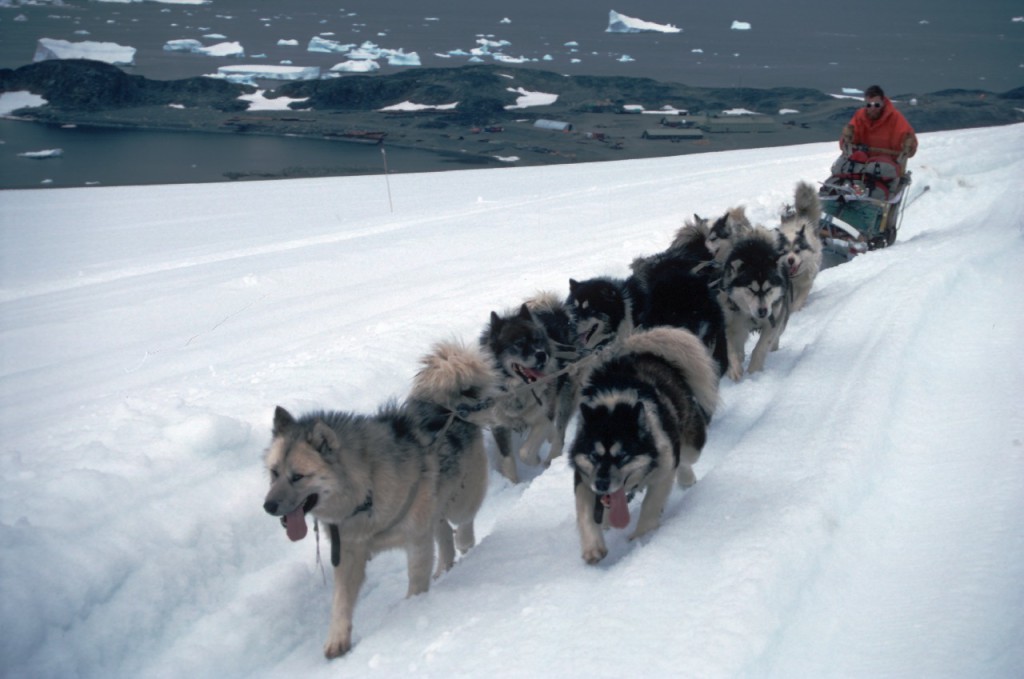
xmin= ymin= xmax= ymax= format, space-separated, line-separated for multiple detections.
xmin=818 ymin=145 xmax=911 ymax=260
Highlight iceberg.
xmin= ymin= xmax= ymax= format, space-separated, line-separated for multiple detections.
xmin=164 ymin=39 xmax=244 ymax=57
xmin=18 ymin=148 xmax=64 ymax=159
xmin=385 ymin=49 xmax=420 ymax=66
xmin=307 ymin=37 xmax=355 ymax=53
xmin=330 ymin=60 xmax=380 ymax=73
xmin=606 ymin=10 xmax=681 ymax=34
xmin=730 ymin=21 xmax=752 ymax=31
xmin=213 ymin=65 xmax=320 ymax=85
xmin=34 ymin=38 xmax=136 ymax=65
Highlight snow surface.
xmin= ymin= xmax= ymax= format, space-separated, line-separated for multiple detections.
xmin=0 ymin=90 xmax=47 ymax=115
xmin=1 ymin=124 xmax=1022 ymax=678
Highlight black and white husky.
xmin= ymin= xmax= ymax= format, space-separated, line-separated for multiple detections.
xmin=480 ymin=292 xmax=578 ymax=482
xmin=776 ymin=181 xmax=823 ymax=312
xmin=719 ymin=228 xmax=792 ymax=381
xmin=569 ymin=327 xmax=718 ymax=564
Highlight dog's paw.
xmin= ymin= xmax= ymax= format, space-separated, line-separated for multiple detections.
xmin=727 ymin=365 xmax=744 ymax=381
xmin=582 ymin=546 xmax=608 ymax=564
xmin=324 ymin=634 xmax=352 ymax=659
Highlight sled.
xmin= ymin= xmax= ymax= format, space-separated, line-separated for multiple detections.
xmin=817 ymin=146 xmax=912 ymax=261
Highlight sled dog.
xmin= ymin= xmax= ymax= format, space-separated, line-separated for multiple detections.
xmin=719 ymin=228 xmax=792 ymax=381
xmin=263 ymin=342 xmax=492 ymax=659
xmin=480 ymin=292 xmax=577 ymax=482
xmin=704 ymin=206 xmax=753 ymax=263
xmin=566 ymin=276 xmax=641 ymax=354
xmin=777 ymin=181 xmax=823 ymax=312
xmin=569 ymin=327 xmax=718 ymax=564
xmin=405 ymin=340 xmax=495 ymax=574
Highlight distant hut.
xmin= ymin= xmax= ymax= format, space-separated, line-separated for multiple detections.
xmin=534 ymin=119 xmax=573 ymax=131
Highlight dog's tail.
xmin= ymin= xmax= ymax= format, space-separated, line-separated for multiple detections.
xmin=793 ymin=180 xmax=822 ymax=224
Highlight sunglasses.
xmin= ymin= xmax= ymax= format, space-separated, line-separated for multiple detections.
xmin=864 ymin=101 xmax=884 ymax=109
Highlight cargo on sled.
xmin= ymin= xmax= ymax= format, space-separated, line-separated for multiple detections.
xmin=818 ymin=144 xmax=914 ymax=261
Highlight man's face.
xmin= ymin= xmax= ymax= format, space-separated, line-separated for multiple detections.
xmin=864 ymin=96 xmax=885 ymax=120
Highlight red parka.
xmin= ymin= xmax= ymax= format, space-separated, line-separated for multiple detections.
xmin=843 ymin=97 xmax=917 ymax=158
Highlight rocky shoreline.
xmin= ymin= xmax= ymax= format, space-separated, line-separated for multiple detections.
xmin=2 ymin=60 xmax=1022 ymax=182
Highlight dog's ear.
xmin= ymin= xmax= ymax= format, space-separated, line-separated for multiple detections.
xmin=727 ymin=258 xmax=743 ymax=280
xmin=489 ymin=310 xmax=502 ymax=332
xmin=273 ymin=406 xmax=295 ymax=436
xmin=569 ymin=278 xmax=579 ymax=294
xmin=517 ymin=303 xmax=532 ymax=321
xmin=311 ymin=420 xmax=341 ymax=457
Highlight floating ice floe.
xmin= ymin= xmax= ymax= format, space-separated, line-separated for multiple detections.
xmin=34 ymin=38 xmax=136 ymax=65
xmin=212 ymin=65 xmax=320 ymax=85
xmin=606 ymin=10 xmax=681 ymax=34
xmin=18 ymin=148 xmax=63 ymax=159
xmin=617 ymin=55 xmax=635 ymax=63
xmin=308 ymin=37 xmax=356 ymax=53
xmin=330 ymin=60 xmax=380 ymax=73
xmin=238 ymin=89 xmax=310 ymax=112
xmin=164 ymin=39 xmax=244 ymax=57
xmin=277 ymin=39 xmax=299 ymax=47
xmin=731 ymin=21 xmax=752 ymax=31
xmin=779 ymin=108 xmax=800 ymax=115
xmin=505 ymin=87 xmax=558 ymax=110
xmin=378 ymin=101 xmax=458 ymax=112
xmin=0 ymin=91 xmax=48 ymax=116
xmin=722 ymin=108 xmax=762 ymax=116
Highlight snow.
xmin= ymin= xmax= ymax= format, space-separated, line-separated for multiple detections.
xmin=33 ymin=37 xmax=136 ymax=65
xmin=504 ymin=87 xmax=558 ymax=109
xmin=0 ymin=90 xmax=47 ymax=115
xmin=238 ymin=90 xmax=309 ymax=112
xmin=607 ymin=10 xmax=681 ymax=34
xmin=1 ymin=123 xmax=1023 ymax=678
xmin=378 ymin=101 xmax=458 ymax=112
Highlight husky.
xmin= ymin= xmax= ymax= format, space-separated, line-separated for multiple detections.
xmin=405 ymin=340 xmax=495 ymax=574
xmin=480 ymin=292 xmax=578 ymax=482
xmin=705 ymin=206 xmax=753 ymax=263
xmin=569 ymin=327 xmax=718 ymax=564
xmin=718 ymin=228 xmax=792 ymax=381
xmin=625 ymin=214 xmax=729 ymax=376
xmin=776 ymin=181 xmax=823 ymax=312
xmin=566 ymin=276 xmax=641 ymax=354
xmin=263 ymin=343 xmax=491 ymax=658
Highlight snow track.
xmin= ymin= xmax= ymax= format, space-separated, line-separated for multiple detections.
xmin=1 ymin=124 xmax=1022 ymax=678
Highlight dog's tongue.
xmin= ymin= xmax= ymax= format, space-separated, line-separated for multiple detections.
xmin=284 ymin=507 xmax=308 ymax=542
xmin=606 ymin=487 xmax=630 ymax=529
xmin=519 ymin=365 xmax=544 ymax=382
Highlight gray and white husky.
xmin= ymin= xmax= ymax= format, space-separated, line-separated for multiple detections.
xmin=480 ymin=292 xmax=578 ymax=482
xmin=719 ymin=228 xmax=792 ymax=381
xmin=262 ymin=342 xmax=492 ymax=658
xmin=569 ymin=327 xmax=718 ymax=564
xmin=776 ymin=181 xmax=823 ymax=312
